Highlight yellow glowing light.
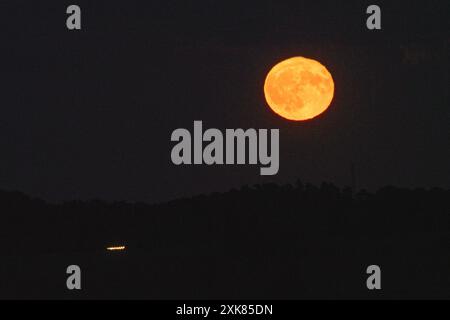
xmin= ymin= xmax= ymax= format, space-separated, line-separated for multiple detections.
xmin=106 ymin=245 xmax=126 ymax=251
xmin=264 ymin=56 xmax=334 ymax=121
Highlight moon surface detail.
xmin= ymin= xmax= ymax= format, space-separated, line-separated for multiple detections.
xmin=264 ymin=57 xmax=334 ymax=121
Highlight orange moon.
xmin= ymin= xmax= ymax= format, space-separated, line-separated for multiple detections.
xmin=264 ymin=57 xmax=334 ymax=121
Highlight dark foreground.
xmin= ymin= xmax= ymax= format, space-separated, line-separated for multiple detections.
xmin=1 ymin=182 xmax=449 ymax=299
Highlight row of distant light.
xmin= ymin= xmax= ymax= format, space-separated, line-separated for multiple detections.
xmin=106 ymin=245 xmax=126 ymax=251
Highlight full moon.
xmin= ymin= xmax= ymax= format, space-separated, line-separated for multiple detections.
xmin=264 ymin=57 xmax=334 ymax=121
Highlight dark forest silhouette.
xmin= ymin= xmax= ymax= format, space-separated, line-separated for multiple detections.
xmin=1 ymin=181 xmax=449 ymax=299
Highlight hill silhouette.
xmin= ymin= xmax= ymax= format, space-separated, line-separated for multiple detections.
xmin=0 ymin=181 xmax=449 ymax=299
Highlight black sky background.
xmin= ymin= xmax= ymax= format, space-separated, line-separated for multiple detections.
xmin=0 ymin=1 xmax=448 ymax=203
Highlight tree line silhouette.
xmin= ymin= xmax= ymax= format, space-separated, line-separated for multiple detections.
xmin=0 ymin=181 xmax=449 ymax=299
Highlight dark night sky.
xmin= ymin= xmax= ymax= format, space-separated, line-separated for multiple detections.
xmin=0 ymin=1 xmax=448 ymax=202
